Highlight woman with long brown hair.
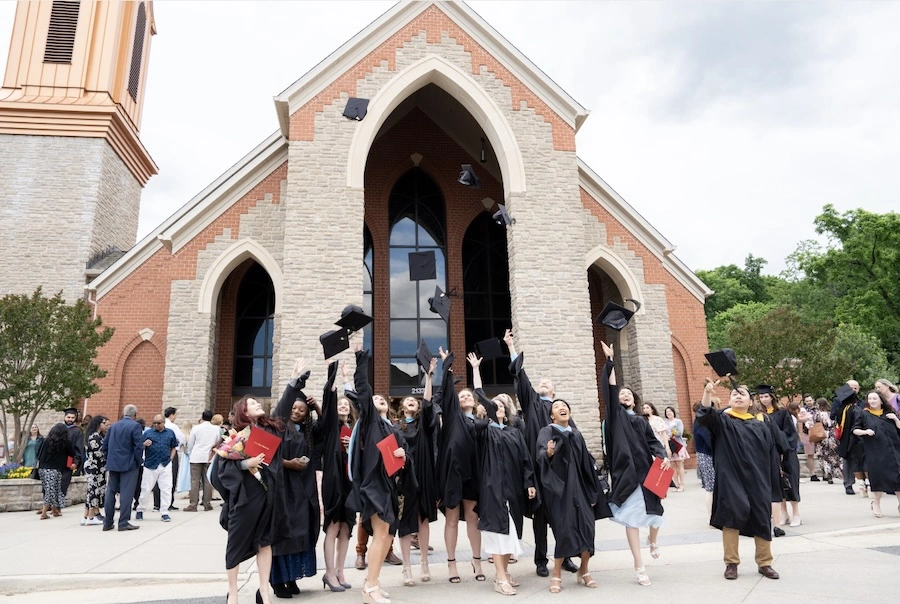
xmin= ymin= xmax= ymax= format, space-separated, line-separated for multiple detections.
xmin=851 ymin=391 xmax=900 ymax=517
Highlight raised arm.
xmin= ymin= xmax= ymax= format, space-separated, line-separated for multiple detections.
xmin=467 ymin=352 xmax=483 ymax=391
xmin=438 ymin=347 xmax=461 ymax=420
xmin=423 ymin=356 xmax=437 ymax=402
xmin=321 ymin=360 xmax=339 ymax=432
xmin=354 ymin=347 xmax=375 ymax=425
xmin=506 ymin=328 xmax=540 ymax=417
xmin=273 ymin=358 xmax=309 ymax=420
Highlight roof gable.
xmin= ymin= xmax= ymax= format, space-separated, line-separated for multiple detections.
xmin=273 ymin=0 xmax=589 ymax=138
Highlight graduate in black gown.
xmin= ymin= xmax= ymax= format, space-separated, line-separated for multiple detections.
xmin=536 ymin=398 xmax=603 ymax=594
xmin=435 ymin=347 xmax=484 ymax=583
xmin=320 ymin=360 xmax=357 ymax=592
xmin=758 ymin=385 xmax=802 ymax=528
xmin=833 ymin=385 xmax=868 ymax=496
xmin=347 ymin=346 xmax=408 ymax=604
xmin=269 ymin=358 xmax=320 ymax=598
xmin=600 ymin=343 xmax=666 ymax=587
xmin=216 ymin=396 xmax=282 ymax=604
xmin=468 ymin=351 xmax=536 ymax=596
xmin=851 ymin=391 xmax=900 ymax=517
xmin=395 ymin=356 xmax=439 ymax=586
xmin=503 ymin=329 xmax=579 ymax=578
xmin=696 ymin=379 xmax=781 ymax=582
xmin=754 ymin=398 xmax=791 ymax=538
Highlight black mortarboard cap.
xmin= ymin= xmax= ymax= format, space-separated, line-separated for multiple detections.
xmin=416 ymin=339 xmax=433 ymax=373
xmin=835 ymin=384 xmax=857 ymax=405
xmin=492 ymin=204 xmax=513 ymax=226
xmin=408 ymin=250 xmax=436 ymax=281
xmin=335 ymin=304 xmax=372 ymax=332
xmin=596 ymin=298 xmax=641 ymax=331
xmin=342 ymin=97 xmax=369 ymax=121
xmin=475 ymin=337 xmax=505 ymax=361
xmin=319 ymin=328 xmax=350 ymax=360
xmin=457 ymin=164 xmax=481 ymax=188
xmin=756 ymin=384 xmax=775 ymax=396
xmin=427 ymin=285 xmax=450 ymax=323
xmin=704 ymin=349 xmax=738 ymax=378
xmin=63 ymin=407 xmax=78 ymax=415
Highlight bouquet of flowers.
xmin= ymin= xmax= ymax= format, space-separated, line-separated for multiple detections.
xmin=215 ymin=426 xmax=253 ymax=460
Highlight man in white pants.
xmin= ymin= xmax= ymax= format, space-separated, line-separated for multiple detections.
xmin=135 ymin=414 xmax=178 ymax=522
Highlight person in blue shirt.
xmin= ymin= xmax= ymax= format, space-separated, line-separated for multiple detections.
xmin=135 ymin=414 xmax=179 ymax=522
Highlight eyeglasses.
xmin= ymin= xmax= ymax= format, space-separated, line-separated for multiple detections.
xmin=152 ymin=421 xmax=163 ymax=425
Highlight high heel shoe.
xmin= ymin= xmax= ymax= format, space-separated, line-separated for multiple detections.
xmin=322 ymin=575 xmax=346 ymax=592
xmin=494 ymin=579 xmax=517 ymax=595
xmin=255 ymin=589 xmax=264 ymax=604
xmin=420 ymin=558 xmax=430 ymax=582
xmin=471 ymin=556 xmax=486 ymax=581
xmin=336 ymin=576 xmax=351 ymax=589
xmin=577 ymin=572 xmax=598 ymax=588
xmin=402 ymin=566 xmax=415 ymax=586
xmin=362 ymin=581 xmax=390 ymax=604
xmin=447 ymin=559 xmax=460 ymax=583
xmin=789 ymin=516 xmax=802 ymax=527
xmin=635 ymin=567 xmax=651 ymax=586
xmin=872 ymin=501 xmax=883 ymax=518
xmin=272 ymin=583 xmax=292 ymax=599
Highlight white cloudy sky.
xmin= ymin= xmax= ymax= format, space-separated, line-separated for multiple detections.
xmin=2 ymin=1 xmax=898 ymax=275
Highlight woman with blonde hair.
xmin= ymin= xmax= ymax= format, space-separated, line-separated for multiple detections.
xmin=875 ymin=379 xmax=900 ymax=414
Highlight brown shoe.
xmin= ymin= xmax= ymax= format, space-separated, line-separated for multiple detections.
xmin=385 ymin=550 xmax=402 ymax=566
xmin=203 ymin=504 xmax=214 ymax=511
xmin=758 ymin=566 xmax=779 ymax=580
xmin=724 ymin=563 xmax=738 ymax=580
xmin=183 ymin=505 xmax=198 ymax=512
xmin=355 ymin=555 xmax=367 ymax=570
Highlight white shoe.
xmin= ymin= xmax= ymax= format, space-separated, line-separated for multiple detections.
xmin=80 ymin=518 xmax=86 ymax=526
xmin=85 ymin=517 xmax=103 ymax=526
xmin=789 ymin=517 xmax=802 ymax=527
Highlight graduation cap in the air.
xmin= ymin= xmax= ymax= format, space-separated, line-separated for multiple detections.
xmin=475 ymin=337 xmax=505 ymax=361
xmin=492 ymin=204 xmax=514 ymax=226
xmin=416 ymin=339 xmax=433 ymax=373
xmin=335 ymin=304 xmax=372 ymax=333
xmin=342 ymin=97 xmax=369 ymax=121
xmin=704 ymin=348 xmax=740 ymax=390
xmin=319 ymin=328 xmax=350 ymax=360
xmin=596 ymin=299 xmax=642 ymax=331
xmin=63 ymin=407 xmax=78 ymax=416
xmin=835 ymin=384 xmax=857 ymax=405
xmin=408 ymin=250 xmax=436 ymax=281
xmin=427 ymin=285 xmax=451 ymax=323
xmin=457 ymin=164 xmax=481 ymax=188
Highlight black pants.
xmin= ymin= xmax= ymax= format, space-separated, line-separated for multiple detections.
xmin=152 ymin=455 xmax=178 ymax=508
xmin=533 ymin=505 xmax=548 ymax=566
xmin=60 ymin=468 xmax=74 ymax=499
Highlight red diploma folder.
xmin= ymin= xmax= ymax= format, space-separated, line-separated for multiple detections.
xmin=643 ymin=457 xmax=675 ymax=499
xmin=376 ymin=432 xmax=404 ymax=477
xmin=66 ymin=456 xmax=74 ymax=469
xmin=340 ymin=425 xmax=352 ymax=451
xmin=243 ymin=426 xmax=281 ymax=465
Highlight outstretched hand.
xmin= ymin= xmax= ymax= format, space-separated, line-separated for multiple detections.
xmin=291 ymin=357 xmax=307 ymax=380
xmin=704 ymin=378 xmax=720 ymax=393
xmin=467 ymin=352 xmax=482 ymax=368
xmin=600 ymin=341 xmax=614 ymax=360
xmin=428 ymin=357 xmax=438 ymax=376
xmin=438 ymin=346 xmax=449 ymax=362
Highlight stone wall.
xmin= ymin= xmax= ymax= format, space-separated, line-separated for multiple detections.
xmin=0 ymin=476 xmax=86 ymax=512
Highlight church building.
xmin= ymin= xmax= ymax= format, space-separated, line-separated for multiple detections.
xmin=0 ymin=1 xmax=711 ymax=451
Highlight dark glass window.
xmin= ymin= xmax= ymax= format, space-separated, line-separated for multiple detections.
xmin=233 ymin=263 xmax=275 ymax=396
xmin=463 ymin=212 xmax=512 ymax=390
xmin=388 ymin=169 xmax=447 ymax=396
xmin=363 ymin=227 xmax=375 ymax=381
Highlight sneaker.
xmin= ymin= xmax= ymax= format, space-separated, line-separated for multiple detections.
xmin=810 ymin=475 xmax=820 ymax=482
xmin=168 ymin=505 xmax=178 ymax=511
xmin=80 ymin=518 xmax=87 ymax=526
xmin=135 ymin=512 xmax=144 ymax=520
xmin=85 ymin=518 xmax=103 ymax=526
xmin=161 ymin=514 xmax=171 ymax=522
xmin=152 ymin=507 xmax=160 ymax=512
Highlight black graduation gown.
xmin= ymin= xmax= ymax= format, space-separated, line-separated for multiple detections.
xmin=396 ymin=394 xmax=439 ymax=528
xmin=536 ymin=424 xmax=599 ymax=558
xmin=270 ymin=383 xmax=320 ymax=557
xmin=697 ymin=406 xmax=774 ymax=540
xmin=320 ymin=362 xmax=356 ymax=531
xmin=347 ymin=349 xmax=406 ymax=531
xmin=600 ymin=360 xmax=665 ymax=516
xmin=216 ymin=427 xmax=280 ymax=569
xmin=436 ymin=352 xmax=478 ymax=511
xmin=835 ymin=402 xmax=866 ymax=473
xmin=852 ymin=410 xmax=900 ymax=492
xmin=761 ymin=413 xmax=790 ymax=503
xmin=472 ymin=394 xmax=535 ymax=538
xmin=768 ymin=408 xmax=800 ymax=502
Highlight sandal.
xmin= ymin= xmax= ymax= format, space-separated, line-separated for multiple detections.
xmin=472 ymin=556 xmax=486 ymax=581
xmin=402 ymin=566 xmax=415 ymax=586
xmin=635 ymin=567 xmax=651 ymax=586
xmin=508 ymin=575 xmax=520 ymax=587
xmin=509 ymin=555 xmax=518 ymax=564
xmin=362 ymin=581 xmax=390 ymax=604
xmin=448 ymin=559 xmax=460 ymax=584
xmin=872 ymin=501 xmax=882 ymax=518
xmin=648 ymin=540 xmax=661 ymax=559
xmin=577 ymin=572 xmax=598 ymax=588
xmin=494 ymin=579 xmax=517 ymax=596
xmin=420 ymin=558 xmax=430 ymax=582
xmin=549 ymin=577 xmax=562 ymax=593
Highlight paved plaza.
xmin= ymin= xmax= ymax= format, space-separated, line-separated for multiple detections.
xmin=1 ymin=474 xmax=898 ymax=603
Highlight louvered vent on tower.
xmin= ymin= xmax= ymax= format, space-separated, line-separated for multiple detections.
xmin=127 ymin=3 xmax=147 ymax=101
xmin=42 ymin=1 xmax=80 ymax=64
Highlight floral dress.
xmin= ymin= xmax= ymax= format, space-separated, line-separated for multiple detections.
xmin=806 ymin=411 xmax=842 ymax=481
xmin=83 ymin=432 xmax=107 ymax=509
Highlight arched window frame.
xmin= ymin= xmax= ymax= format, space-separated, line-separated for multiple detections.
xmin=232 ymin=263 xmax=275 ymax=397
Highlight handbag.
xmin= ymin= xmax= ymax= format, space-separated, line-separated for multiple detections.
xmin=808 ymin=421 xmax=826 ymax=443
xmin=29 ymin=466 xmax=40 ymax=480
xmin=668 ymin=438 xmax=684 ymax=454
xmin=779 ymin=471 xmax=791 ymax=493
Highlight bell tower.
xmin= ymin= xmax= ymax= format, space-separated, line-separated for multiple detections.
xmin=0 ymin=0 xmax=158 ymax=302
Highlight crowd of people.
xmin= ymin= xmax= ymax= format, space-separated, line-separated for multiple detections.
xmin=20 ymin=330 xmax=900 ymax=603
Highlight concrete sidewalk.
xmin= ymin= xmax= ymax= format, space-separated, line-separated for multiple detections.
xmin=1 ymin=475 xmax=899 ymax=603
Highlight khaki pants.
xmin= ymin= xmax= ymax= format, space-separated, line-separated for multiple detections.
xmin=722 ymin=528 xmax=773 ymax=566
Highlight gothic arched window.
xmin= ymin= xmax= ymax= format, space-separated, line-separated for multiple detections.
xmin=232 ymin=263 xmax=275 ymax=396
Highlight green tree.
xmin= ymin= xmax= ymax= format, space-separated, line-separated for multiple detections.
xmin=707 ymin=301 xmax=776 ymax=350
xmin=725 ymin=306 xmax=853 ymax=399
xmin=0 ymin=289 xmax=114 ymax=463
xmin=801 ymin=205 xmax=900 ymax=363
xmin=830 ymin=323 xmax=897 ymax=391
xmin=696 ymin=254 xmax=777 ymax=320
